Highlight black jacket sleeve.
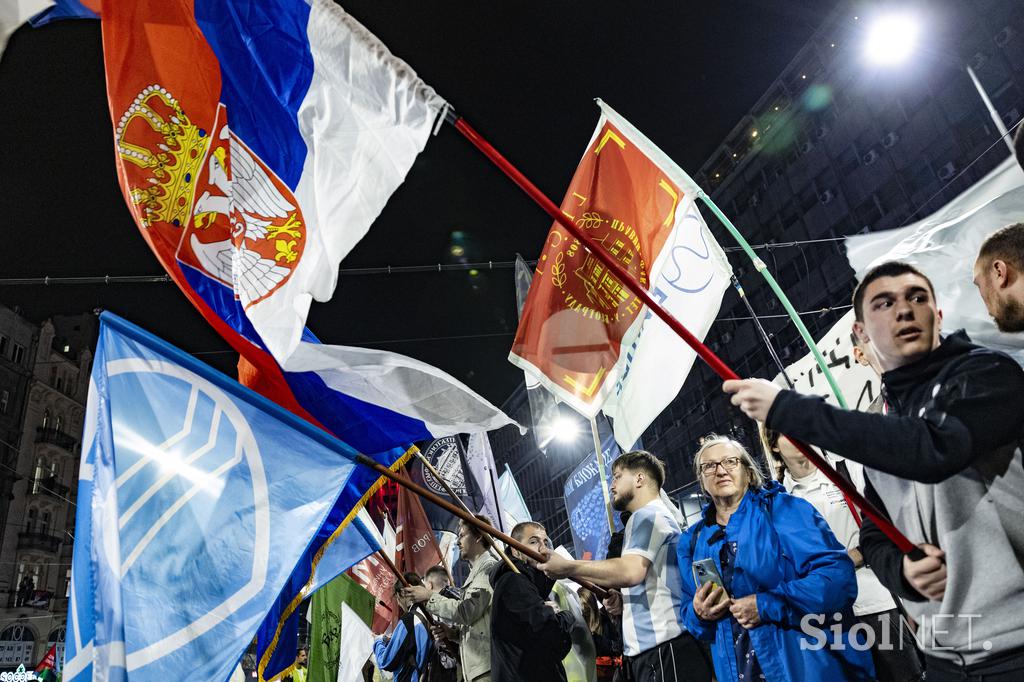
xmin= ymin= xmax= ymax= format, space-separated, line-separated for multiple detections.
xmin=766 ymin=353 xmax=1024 ymax=483
xmin=501 ymin=573 xmax=574 ymax=658
xmin=858 ymin=479 xmax=926 ymax=602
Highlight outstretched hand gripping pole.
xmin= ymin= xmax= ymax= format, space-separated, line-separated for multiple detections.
xmin=450 ymin=115 xmax=923 ymax=561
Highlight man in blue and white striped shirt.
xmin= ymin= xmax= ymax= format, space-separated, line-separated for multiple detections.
xmin=539 ymin=451 xmax=712 ymax=681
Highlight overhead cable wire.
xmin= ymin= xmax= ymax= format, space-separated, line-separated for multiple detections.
xmin=0 ymin=237 xmax=850 ymax=287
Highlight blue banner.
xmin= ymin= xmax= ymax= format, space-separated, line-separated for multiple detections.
xmin=563 ymin=419 xmax=639 ymax=560
xmin=63 ymin=313 xmax=375 ymax=681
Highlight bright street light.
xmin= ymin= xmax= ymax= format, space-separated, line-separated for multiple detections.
xmin=550 ymin=415 xmax=580 ymax=443
xmin=862 ymin=10 xmax=1015 ymax=154
xmin=863 ymin=12 xmax=920 ymax=66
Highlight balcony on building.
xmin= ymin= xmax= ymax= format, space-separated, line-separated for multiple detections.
xmin=34 ymin=426 xmax=78 ymax=452
xmin=29 ymin=475 xmax=69 ymax=502
xmin=17 ymin=530 xmax=61 ymax=554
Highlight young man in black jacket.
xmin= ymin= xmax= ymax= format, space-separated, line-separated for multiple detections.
xmin=489 ymin=521 xmax=575 ymax=682
xmin=724 ymin=261 xmax=1024 ymax=681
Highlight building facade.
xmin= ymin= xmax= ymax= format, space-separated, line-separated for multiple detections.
xmin=490 ymin=0 xmax=1024 ymax=535
xmin=0 ymin=305 xmax=95 ymax=670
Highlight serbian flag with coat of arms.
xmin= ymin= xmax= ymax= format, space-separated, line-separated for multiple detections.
xmin=31 ymin=0 xmax=515 ymax=453
xmin=511 ymin=101 xmax=731 ymax=440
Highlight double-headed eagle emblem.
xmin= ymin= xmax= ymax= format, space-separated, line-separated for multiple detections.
xmin=116 ymin=86 xmax=305 ymax=306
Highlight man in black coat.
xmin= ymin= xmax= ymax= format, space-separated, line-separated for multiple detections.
xmin=489 ymin=521 xmax=575 ymax=682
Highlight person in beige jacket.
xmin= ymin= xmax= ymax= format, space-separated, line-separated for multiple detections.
xmin=403 ymin=515 xmax=499 ymax=682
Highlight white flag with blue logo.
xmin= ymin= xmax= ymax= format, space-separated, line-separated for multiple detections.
xmin=64 ymin=313 xmax=366 ymax=681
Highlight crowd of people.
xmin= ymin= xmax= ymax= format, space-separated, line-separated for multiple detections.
xmin=361 ymin=132 xmax=1024 ymax=682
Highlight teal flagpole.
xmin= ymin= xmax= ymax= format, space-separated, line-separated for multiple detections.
xmin=579 ymin=99 xmax=850 ymax=408
xmin=695 ymin=193 xmax=849 ymax=408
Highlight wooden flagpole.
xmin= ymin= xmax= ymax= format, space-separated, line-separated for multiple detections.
xmin=354 ymin=452 xmax=610 ymax=596
xmin=413 ymin=449 xmax=520 ymax=574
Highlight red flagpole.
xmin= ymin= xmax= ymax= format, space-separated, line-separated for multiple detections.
xmin=451 ymin=115 xmax=922 ymax=559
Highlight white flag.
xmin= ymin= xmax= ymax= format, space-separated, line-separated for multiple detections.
xmin=602 ymin=188 xmax=733 ymax=449
xmin=846 ymin=156 xmax=1024 ymax=366
xmin=337 ymin=602 xmax=375 ymax=682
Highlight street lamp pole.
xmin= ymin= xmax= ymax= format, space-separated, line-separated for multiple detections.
xmin=965 ymin=64 xmax=1016 ymax=155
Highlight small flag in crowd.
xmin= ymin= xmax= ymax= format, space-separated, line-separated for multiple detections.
xmin=308 ymin=574 xmax=376 ymax=682
xmin=34 ymin=644 xmax=60 ymax=682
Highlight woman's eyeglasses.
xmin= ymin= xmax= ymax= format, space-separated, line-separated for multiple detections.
xmin=698 ymin=456 xmax=742 ymax=476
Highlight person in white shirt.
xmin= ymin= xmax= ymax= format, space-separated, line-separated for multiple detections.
xmin=760 ymin=425 xmax=923 ymax=682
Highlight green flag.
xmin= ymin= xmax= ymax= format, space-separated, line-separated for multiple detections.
xmin=309 ymin=573 xmax=376 ymax=682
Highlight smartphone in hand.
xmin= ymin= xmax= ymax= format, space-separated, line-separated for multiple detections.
xmin=692 ymin=559 xmax=729 ymax=604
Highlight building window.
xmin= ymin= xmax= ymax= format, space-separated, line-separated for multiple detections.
xmin=0 ymin=335 xmax=8 ymax=357
xmin=11 ymin=343 xmax=25 ymax=365
xmin=0 ymin=390 xmax=8 ymax=414
xmin=41 ymin=410 xmax=50 ymax=429
xmin=64 ymin=569 xmax=71 ymax=598
xmin=0 ymin=624 xmax=35 ymax=667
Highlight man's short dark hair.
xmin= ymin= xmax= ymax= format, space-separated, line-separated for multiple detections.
xmin=852 ymin=261 xmax=936 ymax=322
xmin=424 ymin=565 xmax=448 ymax=582
xmin=458 ymin=514 xmax=493 ymax=541
xmin=1014 ymin=123 xmax=1024 ymax=173
xmin=394 ymin=571 xmax=423 ymax=595
xmin=510 ymin=521 xmax=545 ymax=542
xmin=979 ymin=223 xmax=1024 ymax=271
xmin=611 ymin=450 xmax=666 ymax=489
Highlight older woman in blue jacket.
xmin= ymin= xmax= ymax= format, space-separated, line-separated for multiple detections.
xmin=677 ymin=434 xmax=874 ymax=681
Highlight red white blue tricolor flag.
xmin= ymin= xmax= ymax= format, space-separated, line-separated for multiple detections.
xmin=33 ymin=0 xmax=514 ymax=454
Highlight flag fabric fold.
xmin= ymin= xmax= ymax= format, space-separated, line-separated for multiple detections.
xmin=497 ymin=464 xmax=532 ymax=531
xmin=514 ymin=254 xmax=562 ymax=451
xmin=465 ymin=432 xmax=503 ymax=529
xmin=510 ymin=101 xmax=731 ymax=447
xmin=336 ymin=602 xmax=376 ymax=682
xmin=396 ymin=472 xmax=445 ymax=577
xmin=257 ymin=506 xmax=387 ymax=682
xmin=64 ymin=312 xmax=372 ymax=681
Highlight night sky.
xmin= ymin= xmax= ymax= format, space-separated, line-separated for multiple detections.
xmin=0 ymin=1 xmax=841 ymax=406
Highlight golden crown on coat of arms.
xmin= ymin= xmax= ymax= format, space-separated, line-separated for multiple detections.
xmin=115 ymin=85 xmax=210 ymax=228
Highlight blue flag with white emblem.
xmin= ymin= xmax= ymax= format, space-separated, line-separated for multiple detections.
xmin=63 ymin=312 xmax=382 ymax=681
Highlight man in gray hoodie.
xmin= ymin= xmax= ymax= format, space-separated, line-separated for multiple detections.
xmin=725 ymin=261 xmax=1024 ymax=681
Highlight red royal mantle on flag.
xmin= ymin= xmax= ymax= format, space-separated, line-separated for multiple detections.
xmin=510 ymin=120 xmax=680 ymax=416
